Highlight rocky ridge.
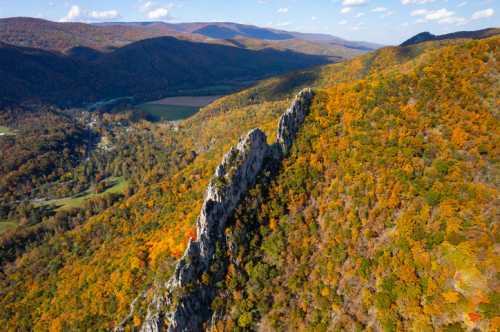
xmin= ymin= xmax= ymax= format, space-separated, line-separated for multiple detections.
xmin=138 ymin=88 xmax=314 ymax=332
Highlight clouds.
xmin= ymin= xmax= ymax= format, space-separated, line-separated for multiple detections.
xmin=342 ymin=0 xmax=367 ymax=6
xmin=410 ymin=6 xmax=494 ymax=26
xmin=277 ymin=8 xmax=289 ymax=14
xmin=411 ymin=8 xmax=464 ymax=25
xmin=60 ymin=5 xmax=120 ymax=22
xmin=340 ymin=0 xmax=368 ymax=15
xmin=425 ymin=8 xmax=454 ymax=21
xmin=89 ymin=10 xmax=120 ymax=20
xmin=138 ymin=0 xmax=172 ymax=21
xmin=147 ymin=7 xmax=169 ymax=19
xmin=471 ymin=8 xmax=494 ymax=20
xmin=401 ymin=0 xmax=436 ymax=4
xmin=60 ymin=5 xmax=81 ymax=22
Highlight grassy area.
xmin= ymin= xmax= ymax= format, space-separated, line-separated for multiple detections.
xmin=40 ymin=177 xmax=129 ymax=211
xmin=137 ymin=104 xmax=200 ymax=121
xmin=0 ymin=221 xmax=17 ymax=235
xmin=0 ymin=126 xmax=15 ymax=136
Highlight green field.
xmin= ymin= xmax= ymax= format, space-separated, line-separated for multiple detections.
xmin=0 ymin=221 xmax=17 ymax=235
xmin=137 ymin=95 xmax=224 ymax=121
xmin=137 ymin=104 xmax=200 ymax=121
xmin=0 ymin=126 xmax=15 ymax=136
xmin=1 ymin=178 xmax=128 ymax=234
xmin=39 ymin=177 xmax=129 ymax=211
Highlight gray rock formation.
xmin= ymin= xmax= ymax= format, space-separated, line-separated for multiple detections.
xmin=138 ymin=89 xmax=314 ymax=332
xmin=276 ymin=88 xmax=314 ymax=156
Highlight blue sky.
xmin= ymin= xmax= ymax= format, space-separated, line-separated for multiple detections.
xmin=0 ymin=0 xmax=497 ymax=44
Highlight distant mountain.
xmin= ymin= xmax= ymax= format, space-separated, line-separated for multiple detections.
xmin=112 ymin=21 xmax=383 ymax=51
xmin=0 ymin=18 xmax=380 ymax=58
xmin=0 ymin=36 xmax=330 ymax=106
xmin=189 ymin=23 xmax=293 ymax=40
xmin=0 ymin=17 xmax=208 ymax=52
xmin=401 ymin=28 xmax=500 ymax=46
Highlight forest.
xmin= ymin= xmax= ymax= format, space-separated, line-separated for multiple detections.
xmin=0 ymin=34 xmax=498 ymax=331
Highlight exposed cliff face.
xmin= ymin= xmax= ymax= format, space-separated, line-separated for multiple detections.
xmin=276 ymin=88 xmax=313 ymax=156
xmin=139 ymin=89 xmax=314 ymax=332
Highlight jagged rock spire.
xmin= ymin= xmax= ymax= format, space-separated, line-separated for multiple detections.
xmin=137 ymin=89 xmax=315 ymax=332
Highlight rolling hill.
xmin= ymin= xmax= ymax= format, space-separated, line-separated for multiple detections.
xmin=401 ymin=27 xmax=500 ymax=46
xmin=0 ymin=17 xmax=204 ymax=52
xmin=0 ymin=36 xmax=331 ymax=106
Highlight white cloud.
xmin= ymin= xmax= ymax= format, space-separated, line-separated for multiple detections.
xmin=339 ymin=19 xmax=348 ymax=25
xmin=60 ymin=5 xmax=81 ymax=22
xmin=355 ymin=12 xmax=365 ymax=18
xmin=277 ymin=7 xmax=289 ymax=14
xmin=341 ymin=7 xmax=352 ymax=14
xmin=89 ymin=10 xmax=120 ymax=20
xmin=311 ymin=16 xmax=317 ymax=21
xmin=412 ymin=8 xmax=468 ymax=26
xmin=457 ymin=1 xmax=467 ymax=8
xmin=411 ymin=9 xmax=428 ymax=16
xmin=147 ymin=7 xmax=169 ymax=19
xmin=401 ymin=0 xmax=435 ymax=4
xmin=60 ymin=5 xmax=120 ymax=22
xmin=425 ymin=8 xmax=454 ymax=21
xmin=471 ymin=8 xmax=494 ymax=20
xmin=140 ymin=1 xmax=154 ymax=12
xmin=439 ymin=16 xmax=466 ymax=25
xmin=342 ymin=0 xmax=367 ymax=6
xmin=372 ymin=7 xmax=387 ymax=12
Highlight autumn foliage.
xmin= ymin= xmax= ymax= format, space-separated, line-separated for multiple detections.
xmin=0 ymin=35 xmax=498 ymax=331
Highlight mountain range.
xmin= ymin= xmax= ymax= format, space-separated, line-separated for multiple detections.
xmin=0 ymin=17 xmax=381 ymax=53
xmin=0 ymin=17 xmax=384 ymax=107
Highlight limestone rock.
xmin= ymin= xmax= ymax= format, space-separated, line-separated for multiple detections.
xmin=138 ymin=89 xmax=314 ymax=332
xmin=276 ymin=88 xmax=314 ymax=156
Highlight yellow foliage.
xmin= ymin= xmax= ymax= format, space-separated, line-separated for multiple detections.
xmin=442 ymin=291 xmax=460 ymax=304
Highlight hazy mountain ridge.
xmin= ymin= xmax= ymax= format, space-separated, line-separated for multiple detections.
xmin=401 ymin=27 xmax=500 ymax=46
xmin=0 ymin=17 xmax=379 ymax=60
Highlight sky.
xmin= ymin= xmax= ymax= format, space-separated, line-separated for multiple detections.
xmin=0 ymin=0 xmax=497 ymax=44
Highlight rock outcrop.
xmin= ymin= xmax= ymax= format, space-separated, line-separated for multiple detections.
xmin=276 ymin=88 xmax=314 ymax=156
xmin=138 ymin=88 xmax=314 ymax=332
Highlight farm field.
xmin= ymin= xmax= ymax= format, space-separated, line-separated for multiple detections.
xmin=0 ymin=126 xmax=15 ymax=136
xmin=137 ymin=95 xmax=222 ymax=121
xmin=38 ymin=177 xmax=129 ymax=211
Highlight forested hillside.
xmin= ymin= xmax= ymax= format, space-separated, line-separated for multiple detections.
xmin=210 ymin=36 xmax=499 ymax=332
xmin=0 ymin=34 xmax=498 ymax=331
xmin=0 ymin=36 xmax=331 ymax=106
